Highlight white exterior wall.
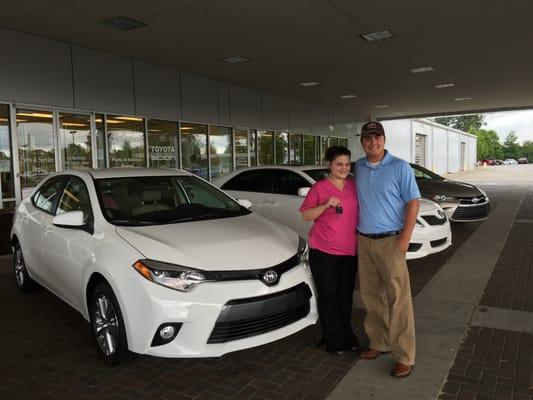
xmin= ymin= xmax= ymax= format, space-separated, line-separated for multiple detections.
xmin=379 ymin=118 xmax=477 ymax=174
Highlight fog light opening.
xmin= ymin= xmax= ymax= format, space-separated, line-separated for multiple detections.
xmin=151 ymin=323 xmax=182 ymax=347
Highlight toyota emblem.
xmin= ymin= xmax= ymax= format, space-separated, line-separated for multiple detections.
xmin=437 ymin=209 xmax=445 ymax=218
xmin=471 ymin=197 xmax=479 ymax=204
xmin=262 ymin=270 xmax=278 ymax=285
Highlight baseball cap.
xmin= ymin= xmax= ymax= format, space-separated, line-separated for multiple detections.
xmin=360 ymin=121 xmax=385 ymax=138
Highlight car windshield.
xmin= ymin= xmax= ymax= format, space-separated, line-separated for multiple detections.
xmin=410 ymin=164 xmax=445 ymax=181
xmin=303 ymin=168 xmax=330 ymax=182
xmin=95 ymin=175 xmax=250 ymax=226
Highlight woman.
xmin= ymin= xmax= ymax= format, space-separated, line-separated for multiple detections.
xmin=299 ymin=146 xmax=358 ymax=356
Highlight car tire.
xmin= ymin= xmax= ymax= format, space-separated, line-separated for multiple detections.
xmin=13 ymin=243 xmax=37 ymax=292
xmin=89 ymin=282 xmax=128 ymax=365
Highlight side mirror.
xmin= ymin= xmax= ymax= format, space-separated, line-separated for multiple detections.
xmin=53 ymin=211 xmax=93 ymax=234
xmin=298 ymin=187 xmax=310 ymax=197
xmin=236 ymin=199 xmax=253 ymax=209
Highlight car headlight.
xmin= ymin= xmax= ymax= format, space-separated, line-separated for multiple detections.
xmin=133 ymin=259 xmax=207 ymax=292
xmin=297 ymin=236 xmax=309 ymax=264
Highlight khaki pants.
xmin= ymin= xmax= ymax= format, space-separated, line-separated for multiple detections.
xmin=358 ymin=234 xmax=416 ymax=366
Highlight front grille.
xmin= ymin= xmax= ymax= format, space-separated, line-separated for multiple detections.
xmin=207 ymin=283 xmax=312 ymax=344
xmin=421 ymin=215 xmax=447 ymax=225
xmin=430 ymin=238 xmax=447 ymax=248
xmin=451 ymin=203 xmax=490 ymax=221
xmin=408 ymin=243 xmax=422 ymax=252
xmin=459 ymin=195 xmax=487 ymax=205
xmin=203 ymin=254 xmax=299 ymax=286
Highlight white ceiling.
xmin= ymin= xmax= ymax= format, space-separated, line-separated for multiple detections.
xmin=1 ymin=0 xmax=532 ymax=119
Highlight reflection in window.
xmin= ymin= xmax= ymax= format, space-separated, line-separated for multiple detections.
xmin=250 ymin=130 xmax=257 ymax=166
xmin=257 ymin=130 xmax=274 ymax=165
xmin=234 ymin=129 xmax=249 ymax=170
xmin=148 ymin=120 xmax=178 ymax=168
xmin=16 ymin=109 xmax=55 ymax=190
xmin=209 ymin=126 xmax=232 ymax=180
xmin=107 ymin=115 xmax=145 ymax=167
xmin=303 ymin=135 xmax=316 ymax=165
xmin=0 ymin=104 xmax=14 ymax=207
xmin=59 ymin=113 xmax=92 ymax=170
xmin=181 ymin=123 xmax=208 ymax=179
xmin=95 ymin=114 xmax=106 ymax=168
xmin=289 ymin=133 xmax=303 ymax=165
xmin=320 ymin=136 xmax=328 ymax=165
xmin=274 ymin=132 xmax=288 ymax=165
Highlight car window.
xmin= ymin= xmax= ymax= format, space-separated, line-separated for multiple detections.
xmin=56 ymin=177 xmax=93 ymax=222
xmin=273 ymin=170 xmax=311 ymax=196
xmin=303 ymin=169 xmax=330 ymax=182
xmin=95 ymin=175 xmax=249 ymax=225
xmin=221 ymin=170 xmax=276 ymax=193
xmin=410 ymin=164 xmax=444 ymax=180
xmin=32 ymin=177 xmax=67 ymax=214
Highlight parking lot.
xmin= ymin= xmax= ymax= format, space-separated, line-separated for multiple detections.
xmin=0 ymin=165 xmax=532 ymax=400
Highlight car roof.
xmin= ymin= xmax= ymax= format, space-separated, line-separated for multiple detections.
xmin=66 ymin=168 xmax=193 ymax=179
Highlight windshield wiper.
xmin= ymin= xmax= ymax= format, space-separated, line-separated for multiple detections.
xmin=110 ymin=219 xmax=155 ymax=226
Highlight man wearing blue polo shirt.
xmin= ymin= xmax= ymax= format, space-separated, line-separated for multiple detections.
xmin=355 ymin=121 xmax=420 ymax=378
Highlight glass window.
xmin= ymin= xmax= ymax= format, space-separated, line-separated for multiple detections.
xmin=257 ymin=130 xmax=274 ymax=165
xmin=274 ymin=132 xmax=288 ymax=165
xmin=95 ymin=114 xmax=106 ymax=168
xmin=250 ymin=130 xmax=257 ymax=166
xmin=339 ymin=138 xmax=348 ymax=148
xmin=289 ymin=133 xmax=303 ymax=165
xmin=181 ymin=122 xmax=208 ymax=180
xmin=107 ymin=115 xmax=145 ymax=167
xmin=329 ymin=137 xmax=339 ymax=147
xmin=320 ymin=137 xmax=328 ymax=165
xmin=303 ymin=168 xmax=330 ymax=182
xmin=32 ymin=177 xmax=65 ymax=214
xmin=221 ymin=169 xmax=275 ymax=193
xmin=147 ymin=119 xmax=178 ymax=168
xmin=234 ymin=129 xmax=249 ymax=170
xmin=209 ymin=126 xmax=232 ymax=180
xmin=17 ymin=109 xmax=56 ymax=193
xmin=0 ymin=105 xmax=14 ymax=207
xmin=303 ymin=135 xmax=316 ymax=165
xmin=59 ymin=113 xmax=92 ymax=170
xmin=56 ymin=177 xmax=92 ymax=224
xmin=272 ymin=170 xmax=311 ymax=196
xmin=95 ymin=175 xmax=249 ymax=225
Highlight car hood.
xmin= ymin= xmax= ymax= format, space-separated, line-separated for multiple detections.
xmin=417 ymin=179 xmax=483 ymax=198
xmin=419 ymin=198 xmax=439 ymax=213
xmin=116 ymin=213 xmax=299 ymax=270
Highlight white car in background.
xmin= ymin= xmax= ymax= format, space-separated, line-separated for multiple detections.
xmin=502 ymin=158 xmax=518 ymax=165
xmin=214 ymin=166 xmax=452 ymax=260
xmin=10 ymin=169 xmax=317 ymax=364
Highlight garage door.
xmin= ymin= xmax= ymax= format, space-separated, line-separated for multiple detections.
xmin=415 ymin=134 xmax=426 ymax=166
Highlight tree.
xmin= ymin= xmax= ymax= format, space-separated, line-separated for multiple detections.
xmin=502 ymin=131 xmax=520 ymax=159
xmin=522 ymin=141 xmax=533 ymax=161
xmin=434 ymin=114 xmax=485 ymax=132
xmin=472 ymin=129 xmax=503 ymax=160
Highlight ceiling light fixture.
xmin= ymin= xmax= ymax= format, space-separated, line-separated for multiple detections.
xmin=374 ymin=105 xmax=389 ymax=109
xmin=411 ymin=66 xmax=434 ymax=74
xmin=105 ymin=119 xmax=125 ymax=124
xmin=435 ymin=83 xmax=455 ymax=88
xmin=100 ymin=16 xmax=147 ymax=31
xmin=222 ymin=56 xmax=250 ymax=64
xmin=299 ymin=82 xmax=320 ymax=87
xmin=17 ymin=112 xmax=53 ymax=118
xmin=361 ymin=30 xmax=394 ymax=42
xmin=0 ymin=117 xmax=8 ymax=122
xmin=115 ymin=116 xmax=144 ymax=122
xmin=454 ymin=97 xmax=472 ymax=101
xmin=62 ymin=123 xmax=88 ymax=127
xmin=340 ymin=94 xmax=356 ymax=99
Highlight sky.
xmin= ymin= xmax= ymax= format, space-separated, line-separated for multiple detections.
xmin=483 ymin=110 xmax=533 ymax=144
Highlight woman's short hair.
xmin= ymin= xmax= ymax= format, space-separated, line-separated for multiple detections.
xmin=325 ymin=146 xmax=351 ymax=163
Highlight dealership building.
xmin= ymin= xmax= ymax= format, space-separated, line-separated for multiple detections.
xmin=0 ymin=28 xmax=477 ymax=217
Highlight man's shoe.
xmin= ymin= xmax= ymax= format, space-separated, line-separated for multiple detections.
xmin=359 ymin=348 xmax=382 ymax=359
xmin=391 ymin=362 xmax=413 ymax=378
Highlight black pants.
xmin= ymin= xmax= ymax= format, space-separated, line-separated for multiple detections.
xmin=309 ymin=248 xmax=358 ymax=352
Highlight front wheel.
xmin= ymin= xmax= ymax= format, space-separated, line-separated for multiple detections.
xmin=89 ymin=282 xmax=128 ymax=365
xmin=13 ymin=243 xmax=37 ymax=292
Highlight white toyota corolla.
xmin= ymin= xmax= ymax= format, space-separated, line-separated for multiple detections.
xmin=214 ymin=166 xmax=452 ymax=260
xmin=10 ymin=169 xmax=317 ymax=364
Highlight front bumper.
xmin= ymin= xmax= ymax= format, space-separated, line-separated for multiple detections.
xmin=407 ymin=221 xmax=452 ymax=260
xmin=120 ymin=263 xmax=318 ymax=357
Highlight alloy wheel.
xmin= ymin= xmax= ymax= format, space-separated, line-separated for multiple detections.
xmin=93 ymin=294 xmax=120 ymax=357
xmin=14 ymin=247 xmax=26 ymax=287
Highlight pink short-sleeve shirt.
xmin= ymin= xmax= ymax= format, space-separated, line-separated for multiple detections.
xmin=299 ymin=179 xmax=358 ymax=256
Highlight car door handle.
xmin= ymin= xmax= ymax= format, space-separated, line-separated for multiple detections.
xmin=264 ymin=199 xmax=279 ymax=205
xmin=43 ymin=226 xmax=54 ymax=235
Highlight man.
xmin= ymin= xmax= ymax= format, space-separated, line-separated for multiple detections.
xmin=354 ymin=121 xmax=420 ymax=378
